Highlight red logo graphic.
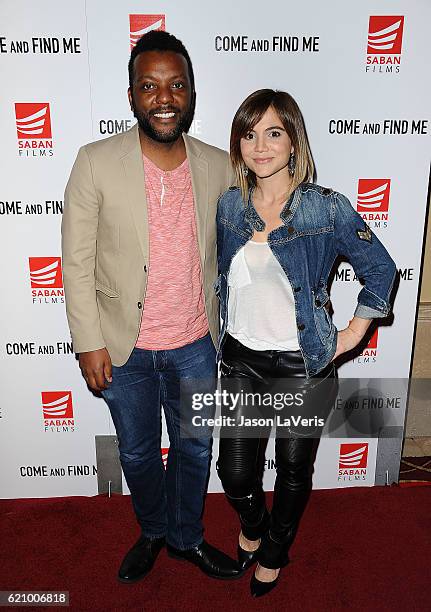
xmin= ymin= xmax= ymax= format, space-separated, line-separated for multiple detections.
xmin=161 ymin=447 xmax=169 ymax=469
xmin=357 ymin=179 xmax=391 ymax=213
xmin=15 ymin=103 xmax=52 ymax=139
xmin=339 ymin=443 xmax=368 ymax=469
xmin=29 ymin=257 xmax=63 ymax=288
xmin=42 ymin=391 xmax=73 ymax=419
xmin=367 ymin=16 xmax=404 ymax=54
xmin=365 ymin=328 xmax=379 ymax=350
xmin=129 ymin=15 xmax=165 ymax=49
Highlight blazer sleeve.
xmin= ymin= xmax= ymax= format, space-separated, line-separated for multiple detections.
xmin=225 ymin=156 xmax=236 ymax=189
xmin=333 ymin=192 xmax=397 ymax=319
xmin=61 ymin=146 xmax=106 ymax=353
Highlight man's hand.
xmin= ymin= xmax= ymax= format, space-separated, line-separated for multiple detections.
xmin=332 ymin=317 xmax=372 ymax=361
xmin=79 ymin=348 xmax=112 ymax=392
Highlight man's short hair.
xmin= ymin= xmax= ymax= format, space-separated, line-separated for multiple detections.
xmin=128 ymin=30 xmax=195 ymax=94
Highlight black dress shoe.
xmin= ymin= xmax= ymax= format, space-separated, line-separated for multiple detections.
xmin=118 ymin=535 xmax=165 ymax=583
xmin=167 ymin=540 xmax=241 ymax=580
xmin=250 ymin=570 xmax=280 ymax=598
xmin=238 ymin=544 xmax=259 ymax=572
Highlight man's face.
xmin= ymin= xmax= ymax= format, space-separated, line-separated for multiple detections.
xmin=128 ymin=50 xmax=193 ymax=143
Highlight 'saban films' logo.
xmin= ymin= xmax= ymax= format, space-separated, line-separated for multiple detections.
xmin=338 ymin=442 xmax=369 ymax=481
xmin=129 ymin=15 xmax=165 ymax=49
xmin=28 ymin=257 xmax=64 ymax=304
xmin=357 ymin=179 xmax=391 ymax=229
xmin=161 ymin=447 xmax=169 ymax=469
xmin=360 ymin=328 xmax=379 ymax=363
xmin=42 ymin=391 xmax=75 ymax=432
xmin=15 ymin=103 xmax=53 ymax=157
xmin=366 ymin=16 xmax=404 ymax=73
xmin=351 ymin=323 xmax=379 ymax=365
xmin=365 ymin=328 xmax=379 ymax=351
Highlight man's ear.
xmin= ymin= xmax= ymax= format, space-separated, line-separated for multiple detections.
xmin=127 ymin=88 xmax=134 ymax=112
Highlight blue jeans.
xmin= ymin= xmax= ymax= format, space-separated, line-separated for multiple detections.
xmin=101 ymin=333 xmax=216 ymax=550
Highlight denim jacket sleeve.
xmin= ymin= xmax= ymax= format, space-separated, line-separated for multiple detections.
xmin=333 ymin=192 xmax=397 ymax=319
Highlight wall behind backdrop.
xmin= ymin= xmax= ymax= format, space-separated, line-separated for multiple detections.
xmin=420 ymin=208 xmax=431 ymax=301
xmin=0 ymin=0 xmax=430 ymax=499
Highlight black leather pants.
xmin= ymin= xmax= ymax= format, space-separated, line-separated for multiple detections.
xmin=217 ymin=334 xmax=337 ymax=569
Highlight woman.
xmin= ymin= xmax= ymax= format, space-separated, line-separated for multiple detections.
xmin=215 ymin=89 xmax=396 ymax=597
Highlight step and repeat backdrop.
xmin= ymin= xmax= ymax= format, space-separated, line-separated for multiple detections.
xmin=0 ymin=0 xmax=429 ymax=498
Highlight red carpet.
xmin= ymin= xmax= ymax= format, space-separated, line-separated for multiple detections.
xmin=1 ymin=486 xmax=430 ymax=611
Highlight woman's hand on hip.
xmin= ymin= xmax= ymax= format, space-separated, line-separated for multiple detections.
xmin=332 ymin=317 xmax=372 ymax=361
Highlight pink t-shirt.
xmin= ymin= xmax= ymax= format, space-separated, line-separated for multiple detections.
xmin=135 ymin=154 xmax=209 ymax=350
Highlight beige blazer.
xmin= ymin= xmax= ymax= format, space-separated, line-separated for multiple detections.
xmin=62 ymin=124 xmax=234 ymax=366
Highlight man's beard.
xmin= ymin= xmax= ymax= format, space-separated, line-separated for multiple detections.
xmin=132 ymin=104 xmax=194 ymax=143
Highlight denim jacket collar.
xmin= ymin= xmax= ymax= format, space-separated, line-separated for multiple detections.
xmin=244 ymin=184 xmax=304 ymax=232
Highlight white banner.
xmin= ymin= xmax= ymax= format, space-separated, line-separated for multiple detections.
xmin=0 ymin=0 xmax=429 ymax=498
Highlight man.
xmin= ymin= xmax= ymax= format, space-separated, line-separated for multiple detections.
xmin=62 ymin=31 xmax=239 ymax=582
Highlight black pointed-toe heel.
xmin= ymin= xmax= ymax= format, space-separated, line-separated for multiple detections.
xmin=250 ymin=570 xmax=280 ymax=598
xmin=237 ymin=545 xmax=259 ymax=572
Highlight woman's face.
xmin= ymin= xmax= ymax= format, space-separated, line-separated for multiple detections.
xmin=240 ymin=106 xmax=294 ymax=180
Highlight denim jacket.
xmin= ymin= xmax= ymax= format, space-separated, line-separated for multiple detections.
xmin=215 ymin=183 xmax=397 ymax=377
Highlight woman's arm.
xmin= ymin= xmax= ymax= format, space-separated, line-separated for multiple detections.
xmin=332 ymin=316 xmax=371 ymax=360
xmin=333 ymin=191 xmax=397 ymax=318
xmin=331 ymin=191 xmax=397 ymax=359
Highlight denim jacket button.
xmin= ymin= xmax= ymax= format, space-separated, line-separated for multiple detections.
xmin=297 ymin=323 xmax=305 ymax=331
xmin=315 ymin=299 xmax=322 ymax=307
xmin=288 ymin=226 xmax=295 ymax=234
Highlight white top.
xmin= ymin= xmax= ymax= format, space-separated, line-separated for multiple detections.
xmin=227 ymin=241 xmax=300 ymax=351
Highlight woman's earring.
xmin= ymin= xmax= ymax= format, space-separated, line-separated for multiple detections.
xmin=288 ymin=152 xmax=296 ymax=175
xmin=242 ymin=164 xmax=249 ymax=177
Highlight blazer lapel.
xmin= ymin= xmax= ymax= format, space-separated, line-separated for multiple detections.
xmin=120 ymin=124 xmax=149 ymax=263
xmin=184 ymin=133 xmax=209 ymax=268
